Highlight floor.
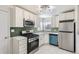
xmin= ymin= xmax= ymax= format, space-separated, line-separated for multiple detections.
xmin=35 ymin=44 xmax=73 ymax=54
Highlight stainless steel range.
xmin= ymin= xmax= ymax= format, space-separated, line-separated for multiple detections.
xmin=21 ymin=32 xmax=39 ymax=54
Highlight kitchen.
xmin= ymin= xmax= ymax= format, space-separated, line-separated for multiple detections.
xmin=0 ymin=5 xmax=79 ymax=54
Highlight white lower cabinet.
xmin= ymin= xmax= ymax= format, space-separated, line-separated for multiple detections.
xmin=39 ymin=34 xmax=44 ymax=47
xmin=35 ymin=32 xmax=49 ymax=47
xmin=12 ymin=36 xmax=27 ymax=54
xmin=37 ymin=33 xmax=46 ymax=47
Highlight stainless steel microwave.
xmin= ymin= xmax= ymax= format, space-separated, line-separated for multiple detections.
xmin=23 ymin=19 xmax=34 ymax=27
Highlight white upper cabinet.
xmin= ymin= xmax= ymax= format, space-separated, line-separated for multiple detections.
xmin=28 ymin=12 xmax=34 ymax=21
xmin=27 ymin=11 xmax=37 ymax=22
xmin=15 ymin=7 xmax=24 ymax=27
xmin=23 ymin=9 xmax=37 ymax=24
xmin=30 ymin=14 xmax=37 ymax=22
xmin=10 ymin=6 xmax=38 ymax=27
xmin=23 ymin=10 xmax=30 ymax=20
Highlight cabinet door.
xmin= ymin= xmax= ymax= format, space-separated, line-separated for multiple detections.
xmin=13 ymin=37 xmax=27 ymax=54
xmin=39 ymin=34 xmax=43 ymax=46
xmin=23 ymin=10 xmax=30 ymax=20
xmin=19 ymin=37 xmax=27 ymax=54
xmin=29 ymin=13 xmax=33 ymax=20
xmin=29 ymin=12 xmax=35 ymax=22
xmin=0 ymin=11 xmax=10 ymax=54
xmin=39 ymin=34 xmax=45 ymax=46
xmin=15 ymin=7 xmax=23 ymax=27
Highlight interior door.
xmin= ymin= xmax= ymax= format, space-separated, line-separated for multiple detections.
xmin=0 ymin=11 xmax=10 ymax=54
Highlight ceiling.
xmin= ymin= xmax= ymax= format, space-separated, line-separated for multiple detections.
xmin=19 ymin=5 xmax=39 ymax=15
xmin=19 ymin=5 xmax=75 ymax=15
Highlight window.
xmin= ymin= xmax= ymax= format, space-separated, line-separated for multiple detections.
xmin=39 ymin=18 xmax=51 ymax=31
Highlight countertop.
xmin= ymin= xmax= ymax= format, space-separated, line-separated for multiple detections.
xmin=10 ymin=31 xmax=58 ymax=38
xmin=49 ymin=33 xmax=58 ymax=35
xmin=34 ymin=31 xmax=58 ymax=35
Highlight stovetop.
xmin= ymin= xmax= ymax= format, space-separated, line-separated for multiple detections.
xmin=21 ymin=33 xmax=39 ymax=38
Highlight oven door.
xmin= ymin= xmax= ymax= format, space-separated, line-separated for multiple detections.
xmin=27 ymin=39 xmax=39 ymax=53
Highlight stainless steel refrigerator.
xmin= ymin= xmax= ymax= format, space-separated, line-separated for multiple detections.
xmin=58 ymin=20 xmax=75 ymax=52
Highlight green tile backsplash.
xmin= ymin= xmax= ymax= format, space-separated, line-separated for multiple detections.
xmin=10 ymin=27 xmax=26 ymax=37
xmin=51 ymin=27 xmax=59 ymax=32
xmin=10 ymin=27 xmax=59 ymax=37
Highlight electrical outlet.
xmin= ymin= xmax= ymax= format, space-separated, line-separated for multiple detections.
xmin=11 ymin=29 xmax=15 ymax=32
